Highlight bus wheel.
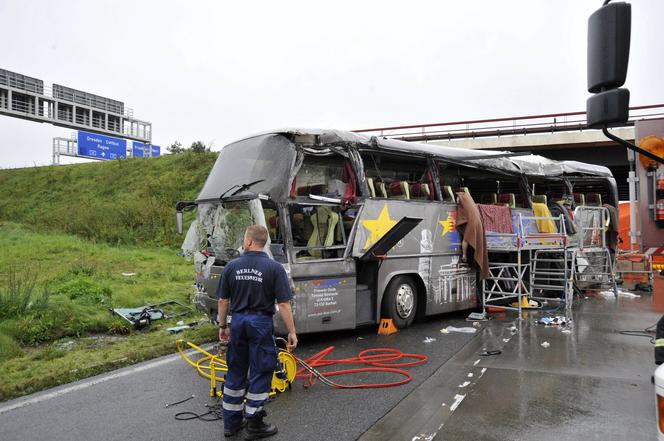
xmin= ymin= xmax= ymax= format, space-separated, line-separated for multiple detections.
xmin=381 ymin=276 xmax=418 ymax=329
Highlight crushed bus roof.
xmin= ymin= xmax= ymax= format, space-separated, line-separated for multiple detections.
xmin=231 ymin=128 xmax=613 ymax=178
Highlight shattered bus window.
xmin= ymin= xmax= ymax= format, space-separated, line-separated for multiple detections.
xmin=289 ymin=204 xmax=346 ymax=260
xmin=293 ymin=154 xmax=351 ymax=198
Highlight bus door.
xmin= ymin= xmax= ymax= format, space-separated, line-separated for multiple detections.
xmin=285 ymin=203 xmax=357 ymax=334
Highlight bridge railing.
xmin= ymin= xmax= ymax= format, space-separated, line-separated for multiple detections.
xmin=352 ymin=104 xmax=664 ymax=142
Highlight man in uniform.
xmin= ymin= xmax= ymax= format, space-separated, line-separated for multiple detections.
xmin=217 ymin=225 xmax=298 ymax=439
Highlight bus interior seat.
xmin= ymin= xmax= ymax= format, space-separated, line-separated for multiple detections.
xmin=441 ymin=186 xmax=455 ymax=202
xmin=307 ymin=206 xmax=340 ymax=258
xmin=388 ymin=181 xmax=410 ymax=199
xmin=367 ymin=178 xmax=377 ymax=198
xmin=375 ymin=181 xmax=388 ymax=198
xmin=573 ymin=193 xmax=585 ymax=206
xmin=532 ymin=194 xmax=547 ymax=205
xmin=586 ymin=193 xmax=602 ymax=206
xmin=410 ymin=182 xmax=430 ymax=200
xmin=498 ymin=193 xmax=516 ymax=208
xmin=263 ymin=208 xmax=278 ymax=239
xmin=480 ymin=193 xmax=497 ymax=204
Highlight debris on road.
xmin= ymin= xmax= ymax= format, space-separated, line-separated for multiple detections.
xmin=423 ymin=337 xmax=437 ymax=343
xmin=538 ymin=316 xmax=569 ymax=327
xmin=441 ymin=326 xmax=477 ymax=334
xmin=599 ymin=289 xmax=640 ymax=298
xmin=541 ymin=341 xmax=550 ymax=348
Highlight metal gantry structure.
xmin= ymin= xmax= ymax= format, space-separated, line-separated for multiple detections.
xmin=0 ymin=67 xmax=153 ymax=162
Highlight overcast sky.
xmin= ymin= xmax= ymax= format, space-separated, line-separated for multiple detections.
xmin=0 ymin=0 xmax=662 ymax=168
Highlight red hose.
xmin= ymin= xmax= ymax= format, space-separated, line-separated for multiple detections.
xmin=294 ymin=346 xmax=428 ymax=389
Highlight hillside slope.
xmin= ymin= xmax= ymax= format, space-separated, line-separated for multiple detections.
xmin=0 ymin=151 xmax=218 ymax=248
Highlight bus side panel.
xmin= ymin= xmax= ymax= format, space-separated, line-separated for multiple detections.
xmin=275 ymin=260 xmax=356 ymax=334
xmin=355 ymin=199 xmax=478 ymax=318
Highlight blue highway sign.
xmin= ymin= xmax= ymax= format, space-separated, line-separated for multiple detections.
xmin=77 ymin=131 xmax=127 ymax=160
xmin=132 ymin=141 xmax=161 ymax=158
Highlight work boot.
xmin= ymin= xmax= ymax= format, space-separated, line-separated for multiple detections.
xmin=244 ymin=416 xmax=278 ymax=440
xmin=224 ymin=419 xmax=246 ymax=438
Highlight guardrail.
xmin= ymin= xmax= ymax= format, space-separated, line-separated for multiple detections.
xmin=353 ymin=104 xmax=664 ymax=142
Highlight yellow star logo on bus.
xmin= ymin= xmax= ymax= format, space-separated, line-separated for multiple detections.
xmin=362 ymin=204 xmax=398 ymax=249
xmin=439 ymin=212 xmax=456 ymax=237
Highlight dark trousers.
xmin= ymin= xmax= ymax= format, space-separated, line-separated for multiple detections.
xmin=222 ymin=313 xmax=277 ymax=430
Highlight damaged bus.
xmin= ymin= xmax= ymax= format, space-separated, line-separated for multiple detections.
xmin=176 ymin=129 xmax=618 ymax=333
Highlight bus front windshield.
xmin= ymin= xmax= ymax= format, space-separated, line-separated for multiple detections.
xmin=197 ymin=134 xmax=297 ymax=202
xmin=183 ymin=199 xmax=272 ymax=263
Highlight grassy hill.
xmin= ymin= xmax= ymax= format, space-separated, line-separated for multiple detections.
xmin=0 ymin=150 xmax=218 ymax=247
xmin=0 ymin=152 xmax=219 ymax=401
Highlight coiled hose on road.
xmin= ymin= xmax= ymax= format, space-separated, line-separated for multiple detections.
xmin=176 ymin=338 xmax=428 ymax=391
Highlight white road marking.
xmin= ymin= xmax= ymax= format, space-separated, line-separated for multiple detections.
xmin=450 ymin=394 xmax=466 ymax=412
xmin=458 ymin=381 xmax=471 ymax=388
xmin=0 ymin=345 xmax=212 ymax=415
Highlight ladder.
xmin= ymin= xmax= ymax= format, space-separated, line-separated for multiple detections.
xmin=530 ymin=249 xmax=571 ymax=305
xmin=570 ymin=248 xmax=618 ymax=294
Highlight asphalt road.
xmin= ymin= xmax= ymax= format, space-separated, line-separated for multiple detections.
xmin=0 ymin=312 xmax=476 ymax=441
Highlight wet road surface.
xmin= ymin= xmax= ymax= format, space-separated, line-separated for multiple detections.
xmin=0 ymin=312 xmax=475 ymax=441
xmin=361 ymin=293 xmax=660 ymax=441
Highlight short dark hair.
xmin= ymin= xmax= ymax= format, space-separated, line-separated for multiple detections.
xmin=245 ymin=225 xmax=268 ymax=247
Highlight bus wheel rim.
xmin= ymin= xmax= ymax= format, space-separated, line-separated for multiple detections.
xmin=395 ymin=284 xmax=414 ymax=319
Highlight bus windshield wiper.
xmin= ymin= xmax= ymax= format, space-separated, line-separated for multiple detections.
xmin=227 ymin=179 xmax=265 ymax=198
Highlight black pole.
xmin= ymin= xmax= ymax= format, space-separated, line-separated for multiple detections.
xmin=602 ymin=126 xmax=664 ymax=165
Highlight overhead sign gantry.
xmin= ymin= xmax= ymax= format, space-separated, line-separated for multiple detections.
xmin=0 ymin=67 xmax=154 ymax=156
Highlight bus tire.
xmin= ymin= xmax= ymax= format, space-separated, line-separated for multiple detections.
xmin=381 ymin=275 xmax=418 ymax=329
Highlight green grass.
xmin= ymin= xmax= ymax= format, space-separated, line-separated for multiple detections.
xmin=0 ymin=150 xmax=217 ymax=247
xmin=0 ymin=222 xmax=218 ymax=401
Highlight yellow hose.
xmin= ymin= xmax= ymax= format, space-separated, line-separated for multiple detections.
xmin=176 ymin=339 xmax=228 ymax=383
xmin=176 ymin=338 xmax=296 ymax=397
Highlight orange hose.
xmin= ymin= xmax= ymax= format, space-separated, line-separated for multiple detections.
xmin=294 ymin=346 xmax=428 ymax=389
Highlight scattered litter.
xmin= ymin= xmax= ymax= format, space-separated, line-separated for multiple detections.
xmin=441 ymin=326 xmax=477 ymax=334
xmin=541 ymin=341 xmax=550 ymax=348
xmin=122 ymin=272 xmax=137 ymax=277
xmin=561 ymin=329 xmax=572 ymax=334
xmin=508 ymin=325 xmax=518 ymax=333
xmin=450 ymin=394 xmax=466 ymax=412
xmin=176 ymin=320 xmax=185 ymax=326
xmin=56 ymin=340 xmax=76 ymax=351
xmin=167 ymin=321 xmax=202 ymax=334
xmin=466 ymin=312 xmax=487 ymax=321
xmin=479 ymin=350 xmax=502 ymax=356
xmin=411 ymin=433 xmax=436 ymax=441
xmin=459 ymin=381 xmax=471 ymax=388
xmin=599 ymin=289 xmax=640 ymax=298
xmin=423 ymin=337 xmax=437 ymax=344
xmin=538 ymin=315 xmax=569 ymax=327
xmin=441 ymin=403 xmax=446 ymax=407
xmin=502 ymin=338 xmax=510 ymax=343
xmin=467 ymin=373 xmax=474 ymax=378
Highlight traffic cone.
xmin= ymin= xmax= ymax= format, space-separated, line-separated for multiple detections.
xmin=378 ymin=319 xmax=398 ymax=335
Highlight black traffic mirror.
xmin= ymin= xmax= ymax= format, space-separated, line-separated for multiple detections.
xmin=586 ymin=1 xmax=631 ymax=128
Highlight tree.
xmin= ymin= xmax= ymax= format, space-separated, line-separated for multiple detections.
xmin=167 ymin=141 xmax=185 ymax=154
xmin=190 ymin=141 xmax=208 ymax=153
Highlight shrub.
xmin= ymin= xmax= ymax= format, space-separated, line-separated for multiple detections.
xmin=0 ymin=268 xmax=50 ymax=320
xmin=0 ymin=333 xmax=24 ymax=361
xmin=55 ymin=278 xmax=112 ymax=306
